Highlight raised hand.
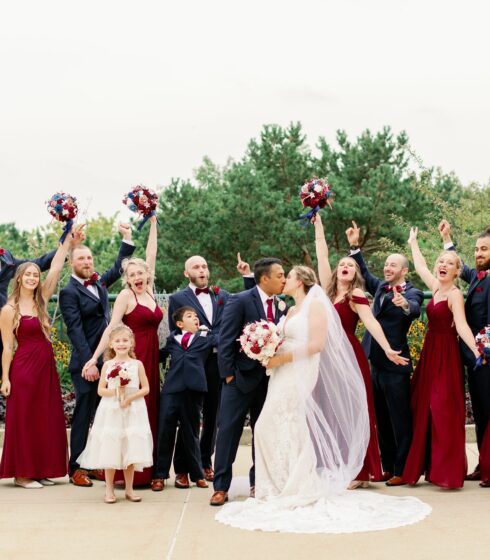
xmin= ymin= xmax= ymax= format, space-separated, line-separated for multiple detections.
xmin=345 ymin=221 xmax=360 ymax=246
xmin=407 ymin=226 xmax=418 ymax=245
xmin=70 ymin=224 xmax=86 ymax=248
xmin=118 ymin=222 xmax=132 ymax=241
xmin=236 ymin=252 xmax=251 ymax=276
xmin=438 ymin=220 xmax=452 ymax=243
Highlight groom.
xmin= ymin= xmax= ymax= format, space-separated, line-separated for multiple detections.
xmin=210 ymin=258 xmax=287 ymax=506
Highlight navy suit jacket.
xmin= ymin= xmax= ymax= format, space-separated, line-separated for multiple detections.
xmin=218 ymin=287 xmax=287 ymax=393
xmin=59 ymin=242 xmax=135 ymax=374
xmin=449 ymin=245 xmax=490 ymax=367
xmin=160 ymin=331 xmax=211 ymax=394
xmin=168 ymin=286 xmax=231 ymax=349
xmin=0 ymin=249 xmax=56 ymax=307
xmin=351 ymin=251 xmax=423 ymax=373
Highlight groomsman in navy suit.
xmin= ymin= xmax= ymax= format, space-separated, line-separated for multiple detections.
xmin=59 ymin=223 xmax=135 ymax=487
xmin=0 ymin=245 xmax=57 ymax=372
xmin=166 ymin=256 xmax=231 ymax=487
xmin=346 ymin=222 xmax=423 ymax=486
xmin=210 ymin=258 xmax=287 ymax=506
xmin=440 ymin=220 xmax=490 ymax=482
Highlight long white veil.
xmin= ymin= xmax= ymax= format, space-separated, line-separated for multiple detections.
xmin=294 ymin=284 xmax=369 ymax=495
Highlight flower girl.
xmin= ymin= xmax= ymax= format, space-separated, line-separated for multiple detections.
xmin=77 ymin=324 xmax=153 ymax=503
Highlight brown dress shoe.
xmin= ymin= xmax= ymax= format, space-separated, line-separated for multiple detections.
xmin=203 ymin=467 xmax=214 ymax=482
xmin=466 ymin=469 xmax=481 ymax=481
xmin=70 ymin=469 xmax=93 ymax=487
xmin=195 ymin=479 xmax=209 ymax=489
xmin=479 ymin=480 xmax=490 ymax=488
xmin=175 ymin=473 xmax=190 ymax=489
xmin=385 ymin=476 xmax=406 ymax=487
xmin=381 ymin=471 xmax=393 ymax=482
xmin=151 ymin=479 xmax=165 ymax=492
xmin=88 ymin=469 xmax=105 ymax=481
xmin=210 ymin=490 xmax=228 ymax=506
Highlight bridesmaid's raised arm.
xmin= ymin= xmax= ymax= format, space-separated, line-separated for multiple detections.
xmin=313 ymin=214 xmax=332 ymax=291
xmin=407 ymin=227 xmax=437 ymax=292
xmin=145 ymin=215 xmax=158 ymax=292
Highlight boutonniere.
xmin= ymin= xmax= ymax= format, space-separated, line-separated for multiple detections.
xmin=211 ymin=285 xmax=220 ymax=295
xmin=477 ymin=270 xmax=490 ymax=282
xmin=275 ymin=296 xmax=287 ymax=312
xmin=0 ymin=248 xmax=5 ymax=257
xmin=198 ymin=325 xmax=210 ymax=337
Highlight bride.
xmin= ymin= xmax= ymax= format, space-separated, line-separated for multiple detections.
xmin=215 ymin=266 xmax=431 ymax=533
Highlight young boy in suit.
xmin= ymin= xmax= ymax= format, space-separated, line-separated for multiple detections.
xmin=152 ymin=306 xmax=211 ymax=491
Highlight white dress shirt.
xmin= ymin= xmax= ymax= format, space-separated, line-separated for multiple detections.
xmin=190 ymin=283 xmax=213 ymax=324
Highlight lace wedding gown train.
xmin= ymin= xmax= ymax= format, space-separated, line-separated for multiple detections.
xmin=215 ymin=286 xmax=431 ymax=534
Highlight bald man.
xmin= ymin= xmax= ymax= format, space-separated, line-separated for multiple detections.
xmin=156 ymin=256 xmax=230 ymax=490
xmin=346 ymin=223 xmax=423 ymax=486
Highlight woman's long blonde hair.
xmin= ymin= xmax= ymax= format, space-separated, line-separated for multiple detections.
xmin=326 ymin=257 xmax=365 ymax=303
xmin=9 ymin=262 xmax=51 ymax=339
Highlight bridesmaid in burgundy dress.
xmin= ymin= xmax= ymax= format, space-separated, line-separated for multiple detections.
xmin=313 ymin=214 xmax=409 ymax=488
xmin=403 ymin=227 xmax=479 ymax=488
xmin=0 ymin=226 xmax=82 ymax=488
xmin=85 ymin=216 xmax=161 ymax=486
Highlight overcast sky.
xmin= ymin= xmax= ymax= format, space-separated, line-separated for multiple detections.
xmin=1 ymin=0 xmax=489 ymax=230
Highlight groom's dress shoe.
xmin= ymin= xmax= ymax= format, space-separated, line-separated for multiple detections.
xmin=175 ymin=473 xmax=190 ymax=489
xmin=385 ymin=476 xmax=406 ymax=487
xmin=465 ymin=469 xmax=481 ymax=481
xmin=210 ymin=491 xmax=228 ymax=506
xmin=70 ymin=469 xmax=93 ymax=487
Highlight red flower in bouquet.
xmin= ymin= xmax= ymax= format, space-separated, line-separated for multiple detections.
xmin=46 ymin=192 xmax=79 ymax=242
xmin=298 ymin=177 xmax=334 ymax=224
xmin=123 ymin=185 xmax=159 ymax=230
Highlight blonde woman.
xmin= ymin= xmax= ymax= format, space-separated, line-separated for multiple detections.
xmin=402 ymin=227 xmax=479 ymax=488
xmin=0 ymin=226 xmax=82 ymax=488
xmin=83 ymin=215 xmax=160 ymax=486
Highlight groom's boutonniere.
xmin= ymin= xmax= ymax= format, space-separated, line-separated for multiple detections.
xmin=198 ymin=325 xmax=210 ymax=337
xmin=211 ymin=285 xmax=224 ymax=305
xmin=275 ymin=295 xmax=287 ymax=312
xmin=0 ymin=248 xmax=5 ymax=257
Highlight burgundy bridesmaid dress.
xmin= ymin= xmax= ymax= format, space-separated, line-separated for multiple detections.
xmin=0 ymin=316 xmax=68 ymax=479
xmin=402 ymin=298 xmax=467 ymax=488
xmin=120 ymin=292 xmax=163 ymax=485
xmin=334 ymin=295 xmax=383 ymax=482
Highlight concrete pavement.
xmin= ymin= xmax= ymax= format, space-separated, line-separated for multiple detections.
xmin=0 ymin=443 xmax=489 ymax=560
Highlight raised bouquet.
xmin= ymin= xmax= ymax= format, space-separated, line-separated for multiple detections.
xmin=239 ymin=320 xmax=283 ymax=367
xmin=298 ymin=177 xmax=334 ymax=224
xmin=123 ymin=185 xmax=158 ymax=230
xmin=475 ymin=325 xmax=490 ymax=368
xmin=46 ymin=192 xmax=78 ymax=242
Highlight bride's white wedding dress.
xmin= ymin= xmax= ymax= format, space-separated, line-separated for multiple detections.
xmin=215 ymin=285 xmax=431 ymax=534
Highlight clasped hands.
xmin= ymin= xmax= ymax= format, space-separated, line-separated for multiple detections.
xmin=82 ymin=360 xmax=100 ymax=382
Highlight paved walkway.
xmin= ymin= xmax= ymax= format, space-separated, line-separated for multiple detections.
xmin=0 ymin=444 xmax=488 ymax=560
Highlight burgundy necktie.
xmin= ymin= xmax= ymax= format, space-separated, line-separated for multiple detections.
xmin=195 ymin=287 xmax=209 ymax=295
xmin=266 ymin=298 xmax=275 ymax=322
xmin=181 ymin=332 xmax=192 ymax=350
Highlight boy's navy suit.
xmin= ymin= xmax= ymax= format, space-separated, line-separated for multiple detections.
xmin=59 ymin=241 xmax=135 ymax=474
xmin=168 ymin=285 xmax=230 ymax=472
xmin=155 ymin=330 xmax=211 ymax=481
xmin=351 ymin=250 xmax=423 ymax=476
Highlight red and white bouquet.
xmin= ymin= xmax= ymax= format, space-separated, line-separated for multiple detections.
xmin=475 ymin=325 xmax=490 ymax=368
xmin=239 ymin=320 xmax=283 ymax=367
xmin=298 ymin=177 xmax=334 ymax=223
xmin=107 ymin=362 xmax=131 ymax=403
xmin=123 ymin=185 xmax=158 ymax=230
xmin=46 ymin=192 xmax=78 ymax=241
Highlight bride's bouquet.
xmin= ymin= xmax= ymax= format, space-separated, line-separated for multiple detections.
xmin=475 ymin=325 xmax=490 ymax=367
xmin=239 ymin=320 xmax=283 ymax=367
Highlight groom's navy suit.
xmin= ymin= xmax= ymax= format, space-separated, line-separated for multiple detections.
xmin=449 ymin=245 xmax=490 ymax=449
xmin=168 ymin=285 xmax=231 ymax=472
xmin=213 ymin=287 xmax=287 ymax=491
xmin=0 ymin=248 xmax=56 ymax=373
xmin=351 ymin=250 xmax=423 ymax=476
xmin=59 ymin=241 xmax=135 ymax=474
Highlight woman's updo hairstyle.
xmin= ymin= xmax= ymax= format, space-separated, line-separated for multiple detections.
xmin=292 ymin=265 xmax=318 ymax=294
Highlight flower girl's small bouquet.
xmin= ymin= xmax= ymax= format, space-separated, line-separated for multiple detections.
xmin=239 ymin=320 xmax=283 ymax=367
xmin=475 ymin=325 xmax=490 ymax=368
xmin=107 ymin=362 xmax=131 ymax=404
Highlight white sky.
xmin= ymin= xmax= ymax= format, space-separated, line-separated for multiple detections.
xmin=1 ymin=0 xmax=489 ymax=230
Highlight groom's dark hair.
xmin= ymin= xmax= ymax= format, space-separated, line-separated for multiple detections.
xmin=254 ymin=258 xmax=283 ymax=283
